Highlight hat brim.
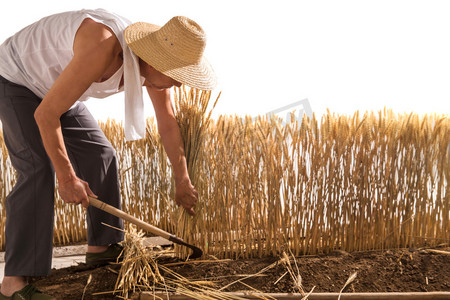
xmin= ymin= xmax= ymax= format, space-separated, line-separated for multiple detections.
xmin=124 ymin=22 xmax=217 ymax=90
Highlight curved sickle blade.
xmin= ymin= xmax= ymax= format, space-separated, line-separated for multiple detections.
xmin=168 ymin=236 xmax=203 ymax=259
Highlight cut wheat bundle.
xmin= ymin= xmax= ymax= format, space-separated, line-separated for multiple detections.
xmin=114 ymin=225 xmax=165 ymax=298
xmin=173 ymin=86 xmax=220 ymax=258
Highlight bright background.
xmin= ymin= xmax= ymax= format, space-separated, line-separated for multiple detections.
xmin=0 ymin=0 xmax=449 ymax=121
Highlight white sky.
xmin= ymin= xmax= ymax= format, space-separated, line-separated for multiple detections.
xmin=0 ymin=0 xmax=449 ymax=121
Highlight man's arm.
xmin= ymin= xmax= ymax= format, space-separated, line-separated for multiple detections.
xmin=34 ymin=19 xmax=121 ymax=208
xmin=147 ymin=87 xmax=198 ymax=215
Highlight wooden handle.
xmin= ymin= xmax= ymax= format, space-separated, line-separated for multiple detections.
xmin=89 ymin=196 xmax=173 ymax=240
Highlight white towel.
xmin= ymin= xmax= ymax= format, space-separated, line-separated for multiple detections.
xmin=123 ymin=41 xmax=145 ymax=141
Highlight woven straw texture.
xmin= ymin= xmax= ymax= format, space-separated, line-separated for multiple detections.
xmin=125 ymin=17 xmax=217 ymax=90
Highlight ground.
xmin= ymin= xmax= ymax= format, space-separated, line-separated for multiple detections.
xmin=31 ymin=246 xmax=450 ymax=299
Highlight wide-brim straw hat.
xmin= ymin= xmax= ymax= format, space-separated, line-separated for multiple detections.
xmin=124 ymin=16 xmax=217 ymax=90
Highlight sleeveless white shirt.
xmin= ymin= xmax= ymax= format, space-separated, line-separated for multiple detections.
xmin=0 ymin=9 xmax=145 ymax=140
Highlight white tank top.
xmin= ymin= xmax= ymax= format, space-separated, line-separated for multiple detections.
xmin=0 ymin=9 xmax=146 ymax=140
xmin=85 ymin=65 xmax=124 ymax=99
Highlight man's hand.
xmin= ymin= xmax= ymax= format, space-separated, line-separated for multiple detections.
xmin=58 ymin=176 xmax=97 ymax=208
xmin=175 ymin=177 xmax=198 ymax=215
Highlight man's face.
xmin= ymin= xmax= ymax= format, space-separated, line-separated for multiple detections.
xmin=140 ymin=61 xmax=182 ymax=91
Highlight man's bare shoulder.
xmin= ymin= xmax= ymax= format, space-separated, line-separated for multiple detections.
xmin=73 ymin=18 xmax=122 ymax=56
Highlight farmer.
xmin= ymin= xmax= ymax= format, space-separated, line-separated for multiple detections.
xmin=0 ymin=8 xmax=216 ymax=299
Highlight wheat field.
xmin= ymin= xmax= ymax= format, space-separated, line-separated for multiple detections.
xmin=0 ymin=88 xmax=448 ymax=258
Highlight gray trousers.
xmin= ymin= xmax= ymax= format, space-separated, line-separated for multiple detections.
xmin=0 ymin=75 xmax=124 ymax=277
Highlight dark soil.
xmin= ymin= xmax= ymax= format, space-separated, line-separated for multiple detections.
xmin=30 ymin=246 xmax=450 ymax=299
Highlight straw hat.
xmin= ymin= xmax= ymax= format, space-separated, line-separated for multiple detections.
xmin=124 ymin=16 xmax=217 ymax=90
